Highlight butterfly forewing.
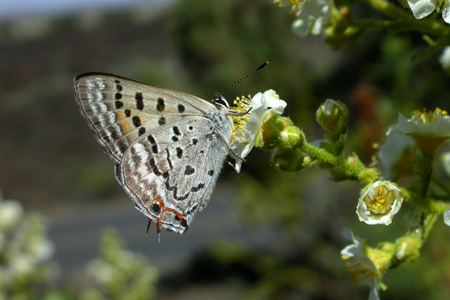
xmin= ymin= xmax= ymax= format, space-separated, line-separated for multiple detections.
xmin=74 ymin=72 xmax=217 ymax=164
xmin=74 ymin=72 xmax=233 ymax=235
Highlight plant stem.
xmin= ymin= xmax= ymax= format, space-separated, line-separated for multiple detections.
xmin=359 ymin=0 xmax=450 ymax=40
xmin=301 ymin=142 xmax=363 ymax=179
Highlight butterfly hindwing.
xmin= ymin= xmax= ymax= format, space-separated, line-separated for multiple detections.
xmin=118 ymin=116 xmax=230 ymax=234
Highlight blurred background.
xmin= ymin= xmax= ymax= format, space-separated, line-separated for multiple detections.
xmin=1 ymin=0 xmax=450 ymax=299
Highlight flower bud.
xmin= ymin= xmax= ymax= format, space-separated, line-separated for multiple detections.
xmin=358 ymin=168 xmax=380 ymax=185
xmin=279 ymin=126 xmax=305 ymax=149
xmin=256 ymin=113 xmax=293 ymax=150
xmin=316 ymin=99 xmax=348 ymax=136
xmin=395 ymin=235 xmax=421 ymax=263
xmin=271 ymin=148 xmax=311 ymax=172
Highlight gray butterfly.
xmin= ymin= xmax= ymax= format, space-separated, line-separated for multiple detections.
xmin=74 ymin=72 xmax=242 ymax=239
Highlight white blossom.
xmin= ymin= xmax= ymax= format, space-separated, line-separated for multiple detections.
xmin=439 ymin=47 xmax=450 ymax=70
xmin=292 ymin=0 xmax=332 ymax=36
xmin=357 ymin=181 xmax=404 ymax=225
xmin=341 ymin=229 xmax=380 ymax=300
xmin=230 ymin=90 xmax=287 ymax=172
xmin=444 ymin=208 xmax=450 ymax=226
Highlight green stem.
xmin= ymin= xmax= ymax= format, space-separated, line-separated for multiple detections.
xmin=359 ymin=0 xmax=450 ymax=40
xmin=419 ymin=153 xmax=434 ymax=199
xmin=432 ymin=176 xmax=450 ymax=196
xmin=301 ymin=142 xmax=363 ymax=179
xmin=362 ymin=0 xmax=412 ymax=19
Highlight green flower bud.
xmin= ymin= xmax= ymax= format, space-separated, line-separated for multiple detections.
xmin=358 ymin=168 xmax=380 ymax=185
xmin=395 ymin=235 xmax=421 ymax=263
xmin=271 ymin=148 xmax=311 ymax=172
xmin=256 ymin=113 xmax=293 ymax=150
xmin=316 ymin=99 xmax=348 ymax=136
xmin=279 ymin=126 xmax=305 ymax=149
xmin=367 ymin=244 xmax=395 ymax=275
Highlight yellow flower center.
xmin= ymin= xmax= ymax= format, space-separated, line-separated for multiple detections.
xmin=342 ymin=260 xmax=376 ymax=289
xmin=230 ymin=95 xmax=252 ymax=142
xmin=363 ymin=185 xmax=395 ymax=215
xmin=411 ymin=108 xmax=448 ymax=125
xmin=273 ymin=0 xmax=310 ymax=17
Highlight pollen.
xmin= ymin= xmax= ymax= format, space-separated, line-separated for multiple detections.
xmin=363 ymin=185 xmax=395 ymax=215
xmin=230 ymin=95 xmax=252 ymax=141
xmin=273 ymin=0 xmax=308 ymax=17
xmin=412 ymin=108 xmax=449 ymax=125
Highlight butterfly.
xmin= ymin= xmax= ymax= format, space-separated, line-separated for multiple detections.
xmin=74 ymin=72 xmax=244 ymax=240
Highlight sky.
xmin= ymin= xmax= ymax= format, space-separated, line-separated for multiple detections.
xmin=0 ymin=0 xmax=172 ymax=19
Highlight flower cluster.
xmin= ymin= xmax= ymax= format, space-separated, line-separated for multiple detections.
xmin=0 ymin=194 xmax=56 ymax=298
xmin=273 ymin=0 xmax=332 ymax=37
xmin=83 ymin=228 xmax=159 ymax=300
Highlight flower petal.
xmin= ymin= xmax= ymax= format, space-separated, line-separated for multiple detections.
xmin=444 ymin=208 xmax=450 ymax=226
xmin=442 ymin=1 xmax=450 ymax=24
xmin=407 ymin=0 xmax=436 ymax=19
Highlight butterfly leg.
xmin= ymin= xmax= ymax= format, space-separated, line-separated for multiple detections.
xmin=226 ymin=160 xmax=240 ymax=173
xmin=146 ymin=218 xmax=152 ymax=235
xmin=156 ymin=217 xmax=162 ymax=243
xmin=216 ymin=132 xmax=246 ymax=163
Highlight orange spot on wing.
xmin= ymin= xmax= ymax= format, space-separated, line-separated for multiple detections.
xmin=115 ymin=111 xmax=127 ymax=121
xmin=119 ymin=120 xmax=134 ymax=133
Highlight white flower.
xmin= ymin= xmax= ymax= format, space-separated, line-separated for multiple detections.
xmin=407 ymin=0 xmax=450 ymax=24
xmin=230 ymin=90 xmax=287 ymax=172
xmin=0 ymin=200 xmax=23 ymax=232
xmin=441 ymin=151 xmax=450 ymax=176
xmin=439 ymin=47 xmax=450 ymax=70
xmin=391 ymin=109 xmax=450 ymax=138
xmin=388 ymin=109 xmax=450 ymax=153
xmin=444 ymin=208 xmax=450 ymax=226
xmin=341 ymin=229 xmax=380 ymax=300
xmin=292 ymin=0 xmax=332 ymax=36
xmin=378 ymin=127 xmax=417 ymax=179
xmin=357 ymin=181 xmax=404 ymax=225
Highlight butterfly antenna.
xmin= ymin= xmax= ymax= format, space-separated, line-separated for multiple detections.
xmin=215 ymin=61 xmax=269 ymax=98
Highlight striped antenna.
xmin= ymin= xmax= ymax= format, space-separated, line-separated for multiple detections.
xmin=215 ymin=61 xmax=269 ymax=97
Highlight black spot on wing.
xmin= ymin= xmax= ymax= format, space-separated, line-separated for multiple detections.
xmin=157 ymin=97 xmax=165 ymax=112
xmin=135 ymin=92 xmax=144 ymax=110
xmin=132 ymin=116 xmax=141 ymax=127
xmin=115 ymin=101 xmax=123 ymax=109
xmin=176 ymin=147 xmax=183 ymax=158
xmin=149 ymin=158 xmax=162 ymax=176
xmin=184 ymin=165 xmax=195 ymax=175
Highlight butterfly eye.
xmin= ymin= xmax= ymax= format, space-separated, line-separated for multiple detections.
xmin=181 ymin=219 xmax=188 ymax=228
xmin=212 ymin=94 xmax=230 ymax=108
